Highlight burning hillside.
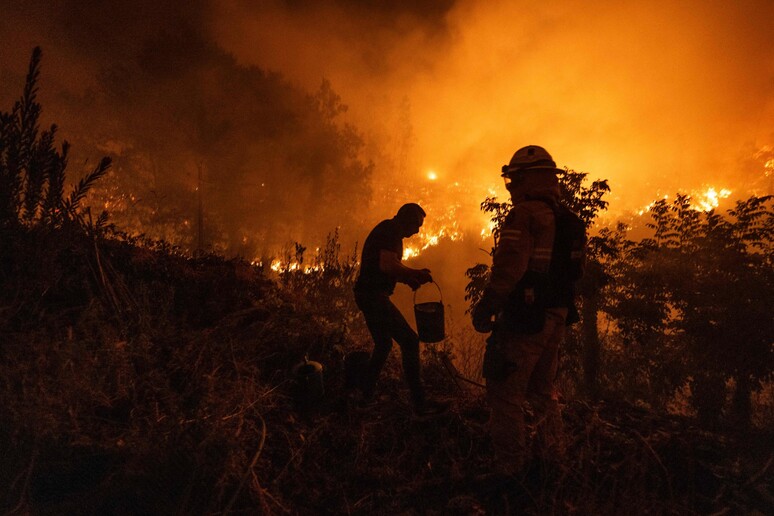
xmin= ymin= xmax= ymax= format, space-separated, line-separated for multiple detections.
xmin=1 ymin=3 xmax=773 ymax=512
xmin=2 ymin=1 xmax=772 ymax=261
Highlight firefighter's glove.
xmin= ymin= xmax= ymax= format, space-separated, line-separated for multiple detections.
xmin=472 ymin=302 xmax=494 ymax=333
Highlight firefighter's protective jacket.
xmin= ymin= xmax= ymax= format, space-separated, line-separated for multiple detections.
xmin=479 ymin=197 xmax=557 ymax=316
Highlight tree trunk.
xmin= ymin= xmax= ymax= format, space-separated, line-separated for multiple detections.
xmin=581 ymin=293 xmax=601 ymax=400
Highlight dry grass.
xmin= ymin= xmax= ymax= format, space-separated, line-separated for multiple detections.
xmin=1 ymin=227 xmax=771 ymax=514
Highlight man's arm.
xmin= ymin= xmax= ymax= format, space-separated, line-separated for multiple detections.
xmin=484 ymin=210 xmax=532 ymax=307
xmin=379 ymin=250 xmax=432 ymax=288
xmin=472 ymin=207 xmax=532 ymax=332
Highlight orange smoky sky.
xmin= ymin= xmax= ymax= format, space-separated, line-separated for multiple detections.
xmin=1 ymin=0 xmax=772 ymax=234
xmin=213 ymin=0 xmax=774 ymax=214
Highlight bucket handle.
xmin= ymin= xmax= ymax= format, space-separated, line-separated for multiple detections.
xmin=413 ymin=281 xmax=443 ymax=306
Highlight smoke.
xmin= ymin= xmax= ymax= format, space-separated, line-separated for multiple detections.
xmin=215 ymin=0 xmax=774 ymax=212
xmin=1 ymin=0 xmax=772 ymax=256
xmin=0 ymin=0 xmax=376 ymax=256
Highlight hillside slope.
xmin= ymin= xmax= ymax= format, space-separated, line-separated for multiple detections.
xmin=1 ymin=228 xmax=771 ymax=515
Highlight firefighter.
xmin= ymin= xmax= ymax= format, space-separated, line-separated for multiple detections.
xmin=354 ymin=203 xmax=449 ymax=417
xmin=472 ymin=145 xmax=586 ymax=474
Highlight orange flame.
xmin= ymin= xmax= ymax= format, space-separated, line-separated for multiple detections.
xmin=637 ymin=186 xmax=732 ymax=215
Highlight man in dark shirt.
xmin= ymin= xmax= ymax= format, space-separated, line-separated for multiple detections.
xmin=354 ymin=203 xmax=446 ymax=416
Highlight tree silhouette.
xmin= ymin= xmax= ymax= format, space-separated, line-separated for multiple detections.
xmin=602 ymin=194 xmax=773 ymax=427
xmin=1 ymin=47 xmax=110 ymax=229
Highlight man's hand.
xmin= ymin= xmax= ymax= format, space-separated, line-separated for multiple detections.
xmin=416 ymin=268 xmax=433 ymax=285
xmin=472 ymin=302 xmax=494 ymax=333
xmin=407 ymin=268 xmax=432 ymax=291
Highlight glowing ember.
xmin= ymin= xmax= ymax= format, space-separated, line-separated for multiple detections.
xmin=427 ymin=170 xmax=438 ymax=181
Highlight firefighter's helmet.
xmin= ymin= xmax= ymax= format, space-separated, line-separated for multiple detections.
xmin=501 ymin=145 xmax=559 ymax=177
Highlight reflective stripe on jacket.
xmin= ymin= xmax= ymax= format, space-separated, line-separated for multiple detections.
xmin=482 ymin=199 xmax=556 ymax=311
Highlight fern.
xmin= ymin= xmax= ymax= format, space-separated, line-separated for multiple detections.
xmin=42 ymin=141 xmax=69 ymax=224
xmin=0 ymin=46 xmax=46 ymax=225
xmin=22 ymin=126 xmax=56 ymax=222
xmin=63 ymin=157 xmax=112 ymax=217
xmin=18 ymin=47 xmax=42 ymax=159
xmin=95 ymin=210 xmax=110 ymax=231
xmin=2 ymin=47 xmax=111 ymax=229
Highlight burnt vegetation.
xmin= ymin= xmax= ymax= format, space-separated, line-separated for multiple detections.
xmin=1 ymin=49 xmax=773 ymax=515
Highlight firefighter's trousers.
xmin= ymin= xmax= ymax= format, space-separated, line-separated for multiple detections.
xmin=486 ymin=307 xmax=568 ymax=473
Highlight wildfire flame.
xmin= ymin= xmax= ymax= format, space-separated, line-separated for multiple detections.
xmin=257 ymin=160 xmax=744 ymax=275
xmin=259 ymin=260 xmax=323 ymax=274
xmin=403 ymin=224 xmax=464 ymax=261
xmin=637 ymin=187 xmax=732 ymax=215
xmin=695 ymin=187 xmax=732 ymax=211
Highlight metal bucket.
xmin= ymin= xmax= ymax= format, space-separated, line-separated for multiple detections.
xmin=292 ymin=356 xmax=325 ymax=404
xmin=414 ymin=282 xmax=445 ymax=343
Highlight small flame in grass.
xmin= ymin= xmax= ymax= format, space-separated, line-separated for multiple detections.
xmin=267 ymin=259 xmax=323 ymax=274
xmin=427 ymin=170 xmax=438 ymax=181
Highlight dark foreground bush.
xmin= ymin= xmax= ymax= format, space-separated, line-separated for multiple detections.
xmin=0 ymin=224 xmax=357 ymax=514
xmin=1 ymin=232 xmax=772 ymax=514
